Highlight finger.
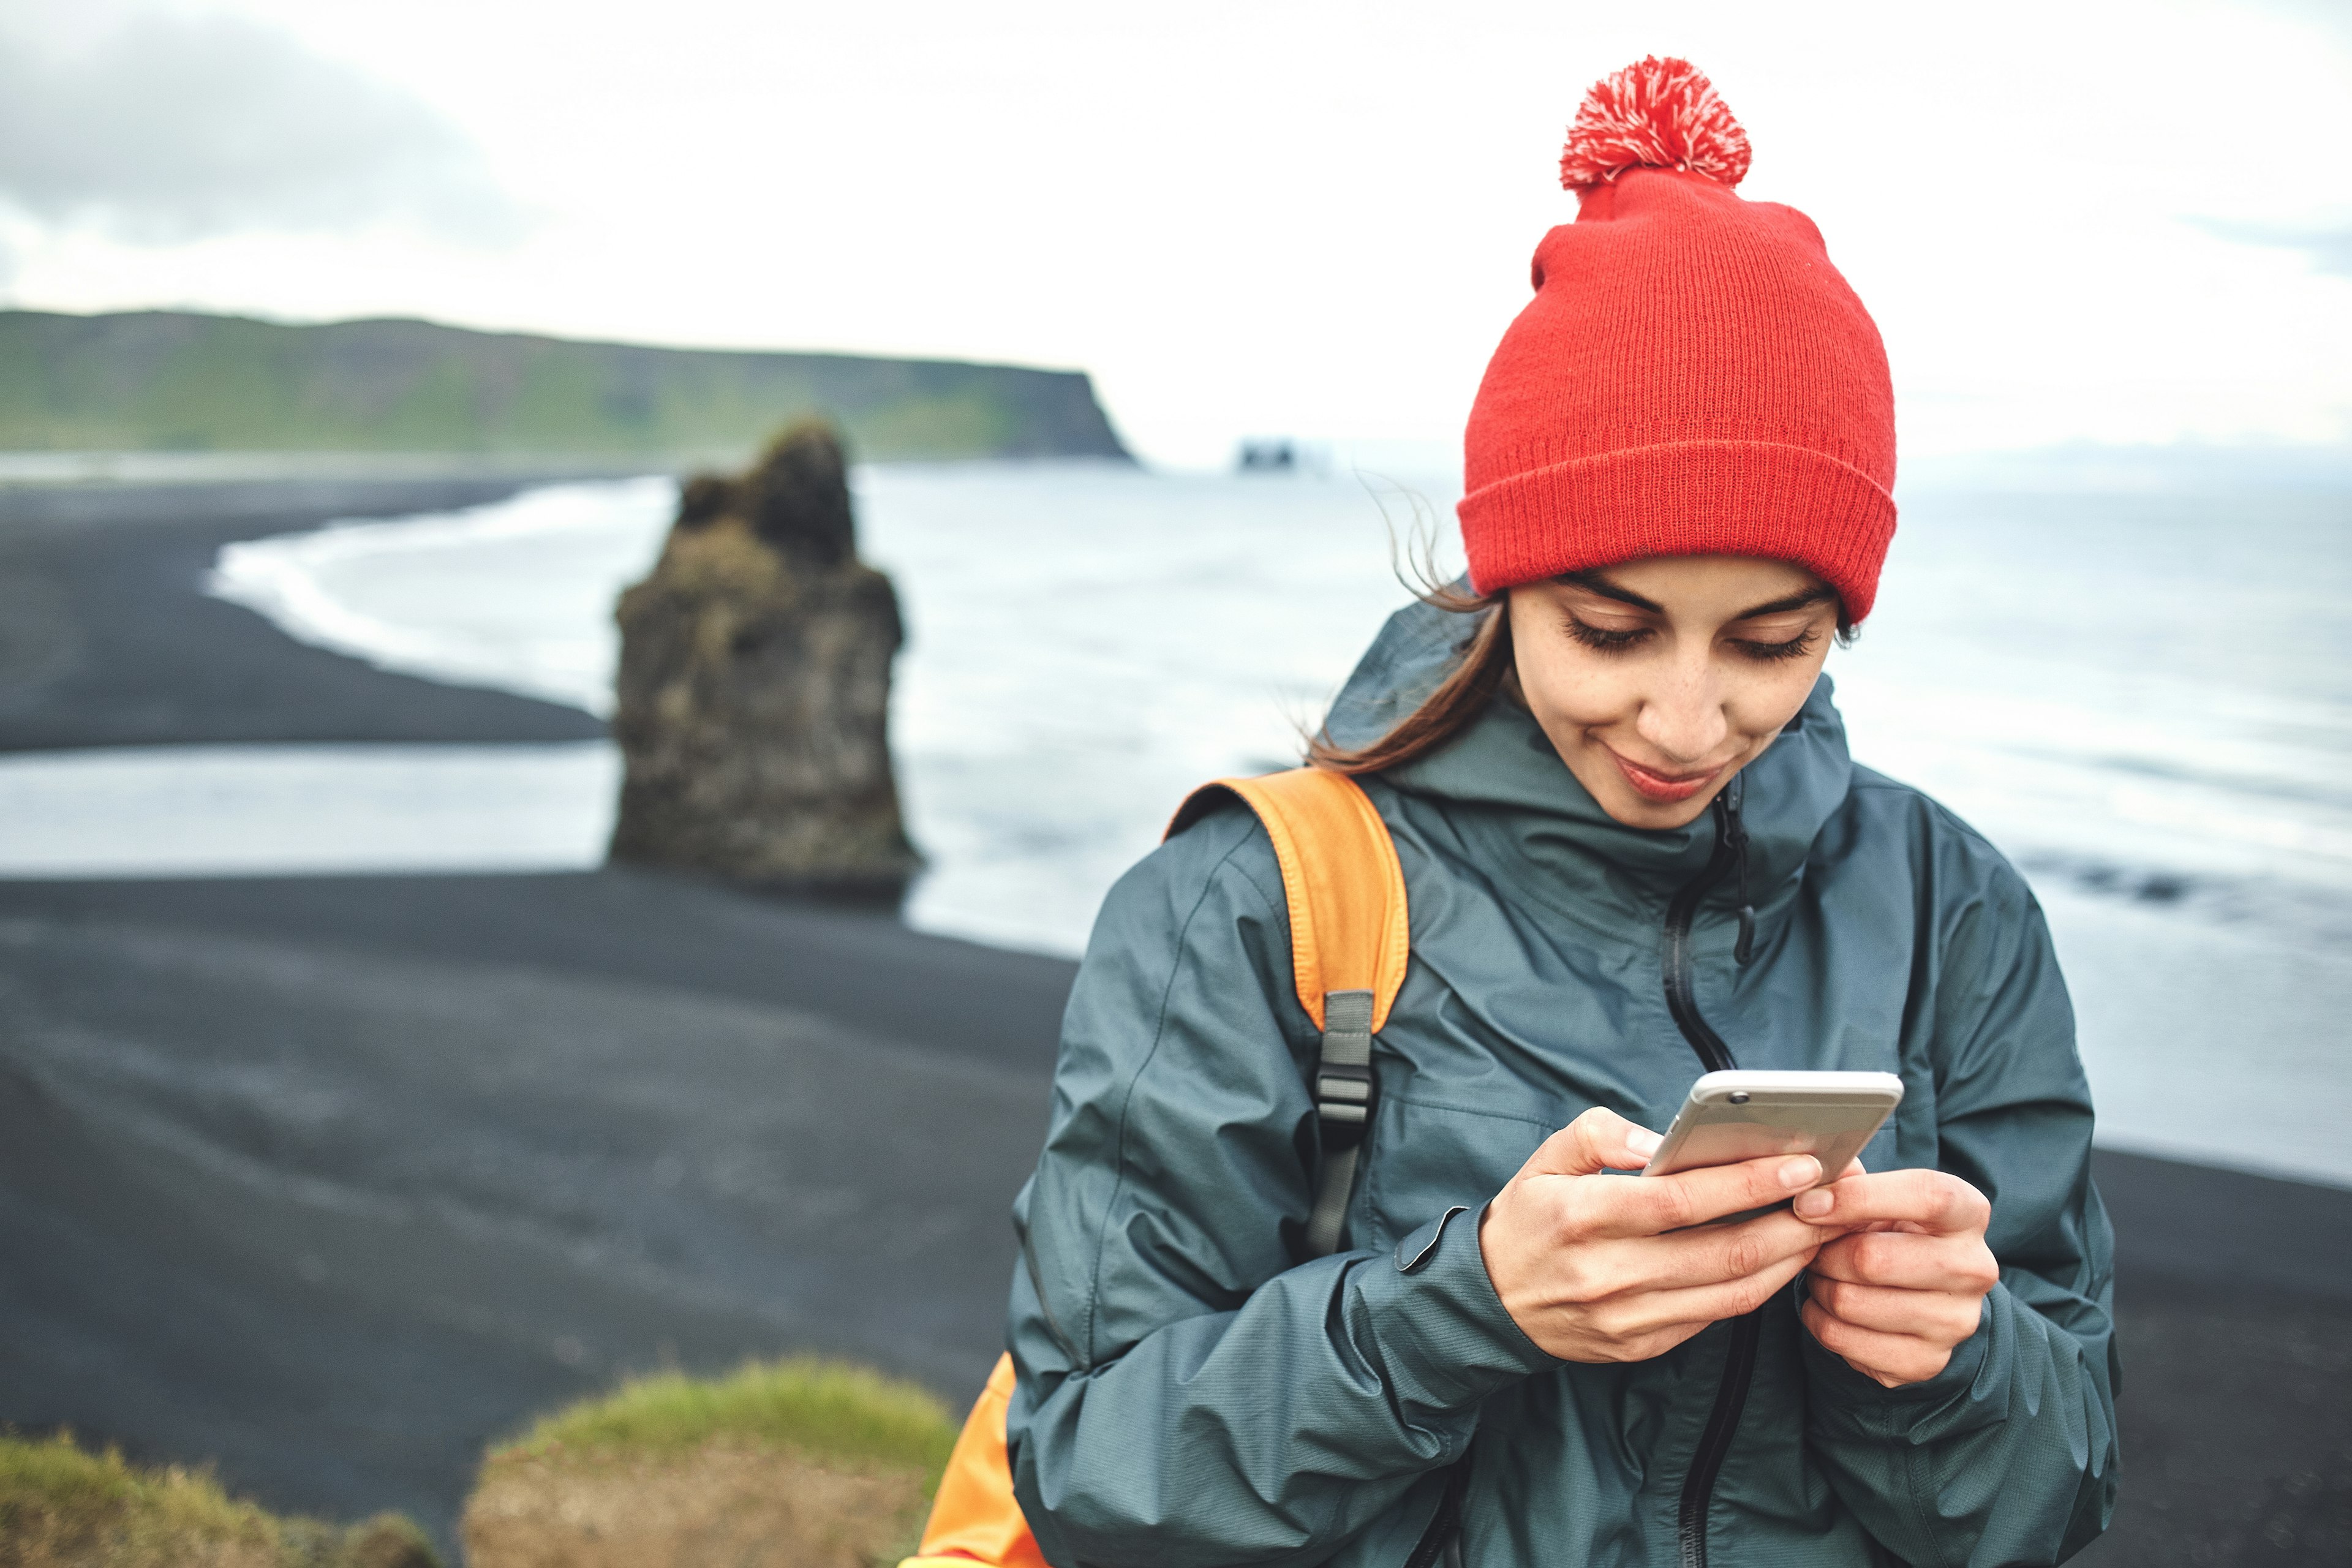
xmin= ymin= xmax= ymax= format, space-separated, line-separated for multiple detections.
xmin=1800 ymin=1298 xmax=1953 ymax=1387
xmin=1586 ymin=1248 xmax=1817 ymax=1340
xmin=1523 ymin=1107 xmax=1664 ymax=1179
xmin=1792 ymin=1168 xmax=1989 ymax=1235
xmin=1588 ymin=1152 xmax=1825 ymax=1237
xmin=1560 ymin=1213 xmax=1825 ymax=1300
xmin=1805 ymin=1277 xmax=1985 ymax=1345
xmin=1809 ymin=1231 xmax=2002 ymax=1295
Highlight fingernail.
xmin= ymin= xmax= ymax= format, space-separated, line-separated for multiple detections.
xmin=1779 ymin=1156 xmax=1822 ymax=1189
xmin=1794 ymin=1188 xmax=1834 ymax=1218
xmin=1629 ymin=1129 xmax=1662 ymax=1156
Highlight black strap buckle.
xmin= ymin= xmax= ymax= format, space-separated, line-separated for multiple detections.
xmin=1315 ymin=1060 xmax=1376 ymax=1153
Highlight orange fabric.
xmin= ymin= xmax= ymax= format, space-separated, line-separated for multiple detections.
xmin=905 ymin=1353 xmax=1049 ymax=1568
xmin=903 ymin=769 xmax=1409 ymax=1568
xmin=1203 ymin=769 xmax=1409 ymax=1032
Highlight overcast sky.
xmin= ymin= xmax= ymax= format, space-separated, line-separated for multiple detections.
xmin=2 ymin=0 xmax=2348 ymax=468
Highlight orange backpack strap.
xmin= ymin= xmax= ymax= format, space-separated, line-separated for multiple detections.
xmin=1171 ymin=767 xmax=1408 ymax=1255
xmin=902 ymin=767 xmax=1409 ymax=1568
xmin=1167 ymin=767 xmax=1410 ymax=1036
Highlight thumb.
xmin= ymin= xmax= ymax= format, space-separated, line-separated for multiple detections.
xmin=1525 ymin=1107 xmax=1662 ymax=1179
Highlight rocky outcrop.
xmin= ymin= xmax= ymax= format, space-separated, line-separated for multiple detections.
xmin=609 ymin=421 xmax=917 ymax=896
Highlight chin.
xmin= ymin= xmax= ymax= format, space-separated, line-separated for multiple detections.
xmin=1597 ymin=789 xmax=1717 ymax=831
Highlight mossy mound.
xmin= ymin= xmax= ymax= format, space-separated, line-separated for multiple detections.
xmin=0 ymin=1431 xmax=437 ymax=1568
xmin=463 ymin=1358 xmax=957 ymax=1568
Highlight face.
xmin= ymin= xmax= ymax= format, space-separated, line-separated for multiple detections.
xmin=1507 ymin=556 xmax=1839 ymax=830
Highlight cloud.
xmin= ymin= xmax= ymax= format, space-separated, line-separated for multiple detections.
xmin=0 ymin=11 xmax=522 ymax=244
xmin=2192 ymin=219 xmax=2352 ymax=279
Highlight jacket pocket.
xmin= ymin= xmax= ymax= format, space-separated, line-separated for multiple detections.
xmin=1359 ymin=1093 xmax=1561 ymax=1253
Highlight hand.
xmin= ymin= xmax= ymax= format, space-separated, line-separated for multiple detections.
xmin=1480 ymin=1107 xmax=1834 ymax=1364
xmin=1793 ymin=1168 xmax=2000 ymax=1388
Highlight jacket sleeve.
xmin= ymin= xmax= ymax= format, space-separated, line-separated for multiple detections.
xmin=1004 ymin=805 xmax=1550 ymax=1568
xmin=1801 ymin=824 xmax=2120 ymax=1567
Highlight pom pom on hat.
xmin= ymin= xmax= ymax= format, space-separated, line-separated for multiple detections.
xmin=1558 ymin=56 xmax=1751 ymax=189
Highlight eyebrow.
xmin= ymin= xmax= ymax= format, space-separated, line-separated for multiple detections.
xmin=1558 ymin=570 xmax=1662 ymax=612
xmin=1728 ymin=584 xmax=1838 ymax=620
xmin=1560 ymin=570 xmax=1834 ymax=622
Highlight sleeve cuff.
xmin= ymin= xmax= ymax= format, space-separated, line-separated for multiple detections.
xmin=1345 ymin=1203 xmax=1554 ymax=1415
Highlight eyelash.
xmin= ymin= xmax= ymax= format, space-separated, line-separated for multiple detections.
xmin=1732 ymin=630 xmax=1820 ymax=663
xmin=1563 ymin=616 xmax=1651 ymax=654
xmin=1564 ymin=616 xmax=1819 ymax=663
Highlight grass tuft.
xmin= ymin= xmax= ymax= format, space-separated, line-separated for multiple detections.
xmin=0 ymin=1430 xmax=439 ymax=1567
xmin=492 ymin=1357 xmax=957 ymax=1479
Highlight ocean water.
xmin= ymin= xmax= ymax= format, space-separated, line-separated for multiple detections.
xmin=7 ymin=463 xmax=2348 ymax=1183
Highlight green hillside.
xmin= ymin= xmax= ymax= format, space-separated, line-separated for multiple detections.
xmin=0 ymin=311 xmax=1130 ymax=462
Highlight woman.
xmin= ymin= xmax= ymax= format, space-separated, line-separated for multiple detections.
xmin=1003 ymin=59 xmax=2117 ymax=1568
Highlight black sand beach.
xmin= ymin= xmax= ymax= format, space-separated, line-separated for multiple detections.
xmin=1 ymin=480 xmax=2347 ymax=1564
xmin=0 ymin=475 xmax=614 ymax=751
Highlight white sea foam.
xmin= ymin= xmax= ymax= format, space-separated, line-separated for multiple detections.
xmin=206 ymin=477 xmax=677 ymax=714
xmin=8 ymin=462 xmax=2347 ymax=1182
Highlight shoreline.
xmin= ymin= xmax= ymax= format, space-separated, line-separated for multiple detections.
xmin=0 ymin=477 xmax=2345 ymax=1564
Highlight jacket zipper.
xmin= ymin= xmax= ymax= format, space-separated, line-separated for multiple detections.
xmin=1664 ymin=780 xmax=1758 ymax=1568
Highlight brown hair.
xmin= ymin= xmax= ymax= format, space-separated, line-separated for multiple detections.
xmin=1307 ymin=580 xmax=1515 ymax=777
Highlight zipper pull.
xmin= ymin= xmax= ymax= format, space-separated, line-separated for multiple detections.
xmin=1735 ymin=903 xmax=1756 ymax=965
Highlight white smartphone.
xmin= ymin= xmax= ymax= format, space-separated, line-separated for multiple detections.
xmin=1641 ymin=1070 xmax=1904 ymax=1209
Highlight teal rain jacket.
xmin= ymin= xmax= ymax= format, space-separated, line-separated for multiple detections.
xmin=1005 ymin=598 xmax=2119 ymax=1568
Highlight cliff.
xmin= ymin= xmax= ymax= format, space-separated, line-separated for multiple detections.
xmin=0 ymin=310 xmax=1130 ymax=464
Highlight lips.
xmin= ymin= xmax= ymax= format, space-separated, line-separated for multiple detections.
xmin=1606 ymin=748 xmax=1723 ymax=804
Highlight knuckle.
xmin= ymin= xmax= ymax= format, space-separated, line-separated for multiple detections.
xmin=1556 ymin=1252 xmax=1608 ymax=1305
xmin=1568 ymin=1109 xmax=1618 ymax=1156
xmin=1584 ymin=1302 xmax=1634 ymax=1343
xmin=1648 ymin=1180 xmax=1698 ymax=1232
xmin=1724 ymin=1232 xmax=1770 ymax=1279
xmin=1562 ymin=1185 xmax=1616 ymax=1245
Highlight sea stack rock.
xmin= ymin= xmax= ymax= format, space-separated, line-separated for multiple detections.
xmin=609 ymin=420 xmax=918 ymax=897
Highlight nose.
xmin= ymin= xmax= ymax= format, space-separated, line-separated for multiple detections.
xmin=1633 ymin=667 xmax=1729 ymax=765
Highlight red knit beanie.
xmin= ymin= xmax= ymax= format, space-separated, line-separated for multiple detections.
xmin=1458 ymin=58 xmax=1897 ymax=622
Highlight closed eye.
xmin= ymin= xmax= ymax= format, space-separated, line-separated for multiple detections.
xmin=1564 ymin=614 xmax=1654 ymax=654
xmin=1728 ymin=629 xmax=1820 ymax=663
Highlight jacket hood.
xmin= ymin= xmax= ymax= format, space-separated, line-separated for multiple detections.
xmin=1322 ymin=594 xmax=1853 ymax=900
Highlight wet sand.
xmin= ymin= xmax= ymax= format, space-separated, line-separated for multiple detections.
xmin=0 ymin=480 xmax=2345 ymax=1564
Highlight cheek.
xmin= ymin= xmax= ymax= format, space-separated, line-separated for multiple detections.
xmin=1724 ymin=658 xmax=1828 ymax=740
xmin=1517 ymin=642 xmax=1638 ymax=733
